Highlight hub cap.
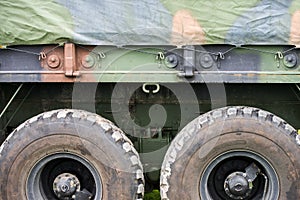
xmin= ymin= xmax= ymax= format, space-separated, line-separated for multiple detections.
xmin=27 ymin=153 xmax=102 ymax=200
xmin=224 ymin=172 xmax=252 ymax=199
xmin=53 ymin=173 xmax=81 ymax=199
xmin=200 ymin=151 xmax=279 ymax=200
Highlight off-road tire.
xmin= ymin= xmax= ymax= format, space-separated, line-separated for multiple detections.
xmin=160 ymin=106 xmax=300 ymax=200
xmin=0 ymin=109 xmax=144 ymax=200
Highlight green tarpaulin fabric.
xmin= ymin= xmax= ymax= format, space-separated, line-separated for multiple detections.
xmin=1 ymin=0 xmax=300 ymax=46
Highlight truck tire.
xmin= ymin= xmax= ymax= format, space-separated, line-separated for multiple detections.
xmin=0 ymin=109 xmax=144 ymax=200
xmin=160 ymin=106 xmax=300 ymax=200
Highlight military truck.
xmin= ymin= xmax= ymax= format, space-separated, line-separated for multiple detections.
xmin=0 ymin=0 xmax=299 ymax=199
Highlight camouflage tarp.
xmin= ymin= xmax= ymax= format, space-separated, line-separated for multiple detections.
xmin=1 ymin=0 xmax=300 ymax=46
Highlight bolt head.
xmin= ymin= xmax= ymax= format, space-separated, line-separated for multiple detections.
xmin=82 ymin=55 xmax=95 ymax=68
xmin=283 ymin=54 xmax=297 ymax=68
xmin=199 ymin=53 xmax=213 ymax=69
xmin=164 ymin=54 xmax=178 ymax=68
xmin=47 ymin=55 xmax=60 ymax=68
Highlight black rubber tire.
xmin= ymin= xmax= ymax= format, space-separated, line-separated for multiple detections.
xmin=0 ymin=109 xmax=144 ymax=200
xmin=160 ymin=106 xmax=300 ymax=200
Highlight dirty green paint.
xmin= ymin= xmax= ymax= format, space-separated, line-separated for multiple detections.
xmin=87 ymin=46 xmax=182 ymax=83
xmin=81 ymin=45 xmax=300 ymax=83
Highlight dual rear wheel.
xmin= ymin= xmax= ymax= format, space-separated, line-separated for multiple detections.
xmin=0 ymin=106 xmax=299 ymax=199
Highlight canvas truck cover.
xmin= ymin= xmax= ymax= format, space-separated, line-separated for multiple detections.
xmin=1 ymin=0 xmax=300 ymax=46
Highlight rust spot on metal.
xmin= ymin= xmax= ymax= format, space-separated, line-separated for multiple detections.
xmin=233 ymin=74 xmax=242 ymax=77
xmin=47 ymin=55 xmax=60 ymax=68
xmin=40 ymin=44 xmax=99 ymax=82
xmin=64 ymin=43 xmax=78 ymax=76
xmin=246 ymin=73 xmax=256 ymax=77
xmin=41 ymin=46 xmax=64 ymax=70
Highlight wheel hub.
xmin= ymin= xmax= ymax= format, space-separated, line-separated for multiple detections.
xmin=200 ymin=151 xmax=279 ymax=200
xmin=224 ymin=172 xmax=252 ymax=199
xmin=53 ymin=173 xmax=80 ymax=200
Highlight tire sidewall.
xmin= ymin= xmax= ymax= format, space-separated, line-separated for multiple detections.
xmin=166 ymin=117 xmax=300 ymax=200
xmin=0 ymin=112 xmax=138 ymax=200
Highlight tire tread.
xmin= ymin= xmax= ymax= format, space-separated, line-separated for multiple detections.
xmin=160 ymin=106 xmax=298 ymax=200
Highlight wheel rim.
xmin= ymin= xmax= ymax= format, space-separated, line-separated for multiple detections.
xmin=200 ymin=150 xmax=279 ymax=200
xmin=27 ymin=153 xmax=102 ymax=200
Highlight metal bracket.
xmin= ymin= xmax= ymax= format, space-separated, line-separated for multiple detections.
xmin=245 ymin=163 xmax=260 ymax=182
xmin=179 ymin=45 xmax=195 ymax=77
xmin=64 ymin=43 xmax=80 ymax=77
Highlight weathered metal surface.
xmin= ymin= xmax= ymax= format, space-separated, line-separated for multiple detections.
xmin=0 ymin=44 xmax=300 ymax=83
xmin=1 ymin=0 xmax=300 ymax=46
xmin=1 ymin=1 xmax=300 ymax=83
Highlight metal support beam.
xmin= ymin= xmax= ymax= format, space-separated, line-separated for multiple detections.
xmin=0 ymin=83 xmax=23 ymax=119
